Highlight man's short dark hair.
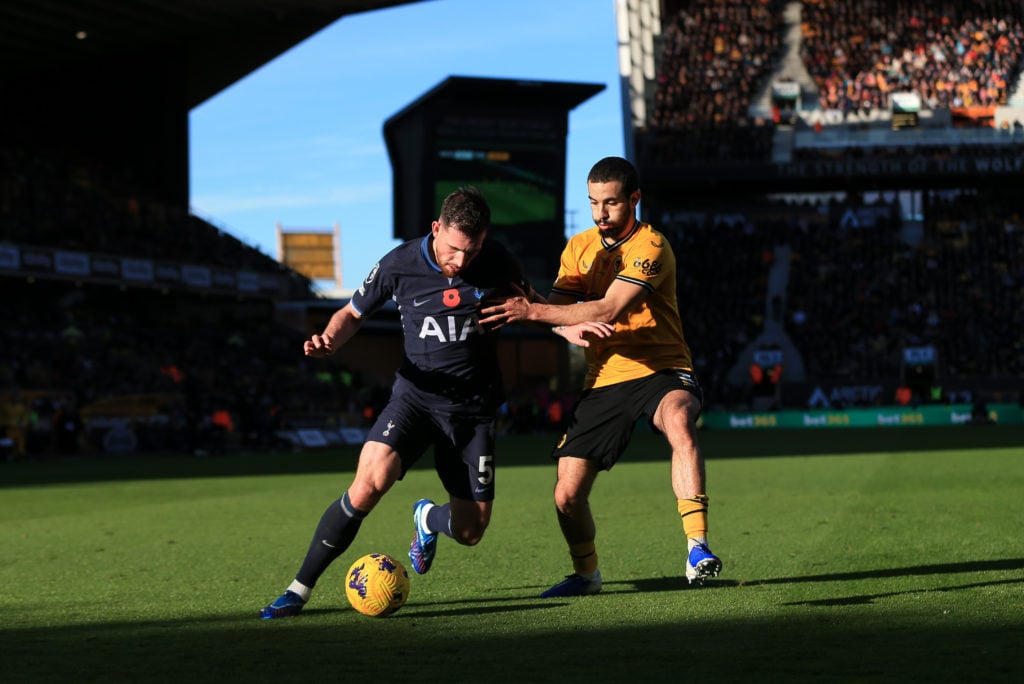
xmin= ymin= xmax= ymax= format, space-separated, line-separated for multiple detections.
xmin=439 ymin=186 xmax=491 ymax=238
xmin=587 ymin=156 xmax=640 ymax=197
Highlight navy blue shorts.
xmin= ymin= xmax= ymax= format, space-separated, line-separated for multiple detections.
xmin=368 ymin=375 xmax=496 ymax=501
xmin=552 ymin=369 xmax=703 ymax=471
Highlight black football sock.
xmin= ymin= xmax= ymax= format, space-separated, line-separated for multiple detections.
xmin=425 ymin=503 xmax=454 ymax=539
xmin=295 ymin=490 xmax=367 ymax=587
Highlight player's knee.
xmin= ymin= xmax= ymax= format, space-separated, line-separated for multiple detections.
xmin=553 ymin=486 xmax=585 ymax=517
xmin=346 ymin=482 xmax=384 ymax=511
xmin=660 ymin=405 xmax=699 ymax=437
xmin=451 ymin=522 xmax=486 ymax=546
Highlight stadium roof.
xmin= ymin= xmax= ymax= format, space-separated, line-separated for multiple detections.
xmin=386 ymin=75 xmax=607 ymax=123
xmin=0 ymin=0 xmax=422 ymax=107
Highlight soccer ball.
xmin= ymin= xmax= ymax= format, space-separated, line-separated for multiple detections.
xmin=345 ymin=553 xmax=411 ymax=617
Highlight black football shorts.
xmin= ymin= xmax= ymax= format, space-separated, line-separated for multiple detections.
xmin=552 ymin=368 xmax=703 ymax=470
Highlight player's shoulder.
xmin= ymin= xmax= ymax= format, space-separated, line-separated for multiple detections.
xmin=376 ymin=236 xmax=429 ymax=272
xmin=390 ymin=235 xmax=428 ymax=260
xmin=636 ymin=221 xmax=668 ymax=241
xmin=566 ymin=226 xmax=604 ymax=251
xmin=354 ymin=238 xmax=428 ymax=296
xmin=630 ymin=222 xmax=673 ymax=253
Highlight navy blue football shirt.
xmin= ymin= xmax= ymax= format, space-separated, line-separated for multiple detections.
xmin=350 ymin=234 xmax=530 ymax=407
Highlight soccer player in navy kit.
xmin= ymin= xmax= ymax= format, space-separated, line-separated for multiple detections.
xmin=260 ymin=186 xmax=609 ymax=618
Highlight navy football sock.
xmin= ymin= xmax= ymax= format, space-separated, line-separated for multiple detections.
xmin=296 ymin=490 xmax=366 ymax=587
xmin=425 ymin=502 xmax=453 ymax=539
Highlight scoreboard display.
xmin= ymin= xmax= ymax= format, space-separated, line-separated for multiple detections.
xmin=432 ymin=113 xmax=561 ymax=228
xmin=385 ymin=77 xmax=603 ymax=286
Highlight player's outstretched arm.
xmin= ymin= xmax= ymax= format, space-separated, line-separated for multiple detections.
xmin=480 ymin=279 xmax=645 ymax=328
xmin=304 ymin=302 xmax=364 ymax=357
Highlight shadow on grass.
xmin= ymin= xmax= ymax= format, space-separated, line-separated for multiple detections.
xmin=563 ymin=558 xmax=1024 ymax=598
xmin=786 ymin=577 xmax=1024 ymax=607
xmin=742 ymin=557 xmax=1024 ymax=585
xmin=6 ymin=603 xmax=1021 ymax=683
xmin=303 ymin=600 xmax=568 ymax=620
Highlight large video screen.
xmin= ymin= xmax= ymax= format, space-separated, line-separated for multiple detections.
xmin=431 ymin=111 xmax=562 ymax=227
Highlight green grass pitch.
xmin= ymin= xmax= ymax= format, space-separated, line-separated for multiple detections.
xmin=2 ymin=426 xmax=1022 ymax=682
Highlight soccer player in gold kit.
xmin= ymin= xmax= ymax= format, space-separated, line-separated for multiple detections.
xmin=480 ymin=156 xmax=721 ymax=595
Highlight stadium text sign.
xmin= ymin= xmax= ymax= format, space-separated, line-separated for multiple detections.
xmin=776 ymin=154 xmax=1024 ymax=180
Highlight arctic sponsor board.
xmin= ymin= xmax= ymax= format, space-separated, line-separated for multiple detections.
xmin=804 ymin=384 xmax=889 ymax=408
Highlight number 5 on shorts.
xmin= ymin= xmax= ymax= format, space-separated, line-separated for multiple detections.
xmin=477 ymin=455 xmax=494 ymax=485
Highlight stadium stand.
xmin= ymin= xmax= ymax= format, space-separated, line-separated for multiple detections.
xmin=799 ymin=0 xmax=1024 ymax=113
xmin=662 ymin=212 xmax=775 ymax=408
xmin=645 ymin=0 xmax=786 ymax=162
xmin=0 ymin=130 xmax=400 ymax=458
xmin=630 ymin=0 xmax=1024 ymax=412
xmin=784 ymin=189 xmax=1023 ymax=400
xmin=0 ymin=140 xmax=297 ymax=273
xmin=4 ymin=1 xmax=1024 ymax=459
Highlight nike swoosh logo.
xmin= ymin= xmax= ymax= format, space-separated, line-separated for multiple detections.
xmin=412 ymin=298 xmax=431 ymax=307
xmin=321 ymin=540 xmax=336 ymax=548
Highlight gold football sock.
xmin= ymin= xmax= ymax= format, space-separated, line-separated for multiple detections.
xmin=677 ymin=495 xmax=709 ymax=541
xmin=569 ymin=541 xmax=599 ymax=576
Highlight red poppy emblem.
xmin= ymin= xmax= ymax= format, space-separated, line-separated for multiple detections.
xmin=443 ymin=288 xmax=461 ymax=307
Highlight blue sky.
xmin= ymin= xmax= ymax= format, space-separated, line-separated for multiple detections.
xmin=189 ymin=0 xmax=625 ymax=292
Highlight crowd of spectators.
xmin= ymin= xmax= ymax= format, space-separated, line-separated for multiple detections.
xmin=0 ymin=140 xmax=293 ymax=273
xmin=800 ymin=0 xmax=1024 ymax=114
xmin=0 ymin=134 xmax=580 ymax=458
xmin=645 ymin=0 xmax=784 ymax=163
xmin=660 ymin=212 xmax=776 ymax=409
xmin=8 ymin=0 xmax=1024 ymax=456
xmin=0 ymin=135 xmax=363 ymax=459
xmin=783 ymin=191 xmax=1023 ymax=393
xmin=0 ymin=273 xmax=576 ymax=459
xmin=648 ymin=190 xmax=1023 ymax=411
xmin=641 ymin=0 xmax=1024 ymax=164
xmin=4 ymin=182 xmax=1022 ymax=458
xmin=0 ymin=278 xmax=336 ymax=459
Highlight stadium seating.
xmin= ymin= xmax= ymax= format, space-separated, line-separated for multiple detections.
xmin=645 ymin=0 xmax=1024 ymax=164
xmin=647 ymin=0 xmax=785 ymax=162
xmin=783 ymin=190 xmax=1023 ymax=399
xmin=0 ymin=139 xmax=290 ymax=273
xmin=800 ymin=0 xmax=1024 ymax=113
xmin=5 ymin=1 xmax=1024 ymax=457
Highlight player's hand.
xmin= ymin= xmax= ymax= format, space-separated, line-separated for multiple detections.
xmin=304 ymin=333 xmax=336 ymax=357
xmin=554 ymin=321 xmax=615 ymax=347
xmin=479 ymin=290 xmax=531 ymax=327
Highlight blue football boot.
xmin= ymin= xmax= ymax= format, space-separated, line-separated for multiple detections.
xmin=685 ymin=541 xmax=722 ymax=584
xmin=540 ymin=570 xmax=603 ymax=598
xmin=259 ymin=590 xmax=306 ymax=619
xmin=409 ymin=499 xmax=438 ymax=575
